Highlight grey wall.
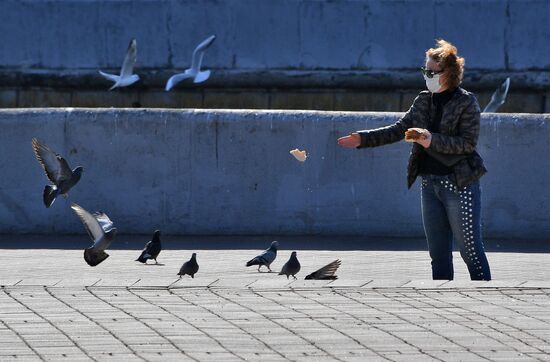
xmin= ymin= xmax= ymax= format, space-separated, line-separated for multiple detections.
xmin=0 ymin=0 xmax=549 ymax=89
xmin=0 ymin=108 xmax=548 ymax=239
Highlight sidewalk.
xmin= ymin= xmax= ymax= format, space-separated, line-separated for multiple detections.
xmin=0 ymin=236 xmax=549 ymax=361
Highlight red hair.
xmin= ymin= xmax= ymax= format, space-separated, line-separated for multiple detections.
xmin=426 ymin=39 xmax=465 ymax=89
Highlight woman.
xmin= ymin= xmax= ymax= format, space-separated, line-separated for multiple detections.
xmin=338 ymin=39 xmax=491 ymax=281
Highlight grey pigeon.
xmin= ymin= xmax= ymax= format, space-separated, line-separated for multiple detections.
xmin=305 ymin=259 xmax=341 ymax=280
xmin=136 ymin=230 xmax=161 ymax=264
xmin=279 ymin=251 xmax=301 ymax=279
xmin=483 ymin=77 xmax=510 ymax=113
xmin=165 ymin=35 xmax=216 ymax=91
xmin=71 ymin=203 xmax=117 ymax=267
xmin=178 ymin=253 xmax=199 ymax=278
xmin=32 ymin=138 xmax=83 ymax=208
xmin=246 ymin=241 xmax=279 ymax=272
xmin=99 ymin=39 xmax=140 ymax=90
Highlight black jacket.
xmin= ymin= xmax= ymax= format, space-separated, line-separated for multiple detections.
xmin=357 ymin=88 xmax=487 ymax=188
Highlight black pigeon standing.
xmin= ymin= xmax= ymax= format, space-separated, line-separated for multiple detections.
xmin=178 ymin=253 xmax=199 ymax=278
xmin=32 ymin=138 xmax=83 ymax=208
xmin=305 ymin=259 xmax=341 ymax=280
xmin=279 ymin=251 xmax=301 ymax=279
xmin=70 ymin=203 xmax=117 ymax=267
xmin=136 ymin=230 xmax=162 ymax=264
xmin=246 ymin=241 xmax=279 ymax=272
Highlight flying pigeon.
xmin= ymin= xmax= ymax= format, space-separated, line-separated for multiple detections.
xmin=32 ymin=138 xmax=83 ymax=208
xmin=136 ymin=230 xmax=162 ymax=264
xmin=305 ymin=259 xmax=341 ymax=280
xmin=483 ymin=77 xmax=510 ymax=113
xmin=99 ymin=39 xmax=140 ymax=90
xmin=178 ymin=253 xmax=199 ymax=278
xmin=70 ymin=203 xmax=117 ymax=267
xmin=279 ymin=251 xmax=301 ymax=279
xmin=246 ymin=241 xmax=279 ymax=272
xmin=165 ymin=35 xmax=216 ymax=91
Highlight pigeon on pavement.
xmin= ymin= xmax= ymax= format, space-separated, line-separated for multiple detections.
xmin=246 ymin=241 xmax=279 ymax=272
xmin=136 ymin=230 xmax=162 ymax=264
xmin=70 ymin=203 xmax=117 ymax=267
xmin=32 ymin=138 xmax=83 ymax=208
xmin=279 ymin=251 xmax=301 ymax=279
xmin=165 ymin=35 xmax=216 ymax=91
xmin=98 ymin=39 xmax=140 ymax=90
xmin=178 ymin=253 xmax=199 ymax=278
xmin=305 ymin=259 xmax=341 ymax=280
xmin=483 ymin=77 xmax=510 ymax=113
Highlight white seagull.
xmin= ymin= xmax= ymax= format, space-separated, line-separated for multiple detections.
xmin=99 ymin=39 xmax=140 ymax=90
xmin=483 ymin=77 xmax=510 ymax=113
xmin=165 ymin=35 xmax=216 ymax=91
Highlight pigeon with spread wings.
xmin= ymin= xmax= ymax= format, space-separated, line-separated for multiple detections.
xmin=165 ymin=35 xmax=216 ymax=91
xmin=71 ymin=203 xmax=117 ymax=267
xmin=32 ymin=138 xmax=83 ymax=208
xmin=305 ymin=259 xmax=341 ymax=280
xmin=98 ymin=39 xmax=140 ymax=90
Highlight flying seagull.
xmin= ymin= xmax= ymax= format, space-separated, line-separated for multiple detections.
xmin=279 ymin=251 xmax=301 ymax=279
xmin=178 ymin=253 xmax=199 ymax=278
xmin=246 ymin=241 xmax=279 ymax=272
xmin=136 ymin=230 xmax=162 ymax=264
xmin=483 ymin=77 xmax=510 ymax=113
xmin=32 ymin=138 xmax=83 ymax=208
xmin=71 ymin=203 xmax=117 ymax=267
xmin=305 ymin=259 xmax=341 ymax=280
xmin=165 ymin=35 xmax=216 ymax=91
xmin=99 ymin=39 xmax=140 ymax=90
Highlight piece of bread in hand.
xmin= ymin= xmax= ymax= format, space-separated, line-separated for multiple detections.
xmin=405 ymin=128 xmax=429 ymax=142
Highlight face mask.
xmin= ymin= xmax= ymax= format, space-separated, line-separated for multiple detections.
xmin=424 ymin=74 xmax=442 ymax=93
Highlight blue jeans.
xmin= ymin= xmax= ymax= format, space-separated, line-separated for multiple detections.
xmin=421 ymin=175 xmax=491 ymax=280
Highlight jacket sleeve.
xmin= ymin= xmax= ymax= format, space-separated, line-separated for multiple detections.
xmin=356 ymin=93 xmax=427 ymax=148
xmin=428 ymin=95 xmax=481 ymax=154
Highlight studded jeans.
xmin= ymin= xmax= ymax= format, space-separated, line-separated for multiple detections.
xmin=420 ymin=175 xmax=491 ymax=281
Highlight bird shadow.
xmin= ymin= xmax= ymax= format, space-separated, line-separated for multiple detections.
xmin=251 ymin=270 xmax=274 ymax=274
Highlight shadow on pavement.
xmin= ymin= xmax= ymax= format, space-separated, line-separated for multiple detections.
xmin=0 ymin=234 xmax=548 ymax=253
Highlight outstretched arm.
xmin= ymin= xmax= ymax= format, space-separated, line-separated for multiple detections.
xmin=337 ymin=132 xmax=361 ymax=148
xmin=350 ymin=92 xmax=429 ymax=148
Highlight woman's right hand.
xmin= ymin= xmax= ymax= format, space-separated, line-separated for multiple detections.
xmin=337 ymin=133 xmax=361 ymax=148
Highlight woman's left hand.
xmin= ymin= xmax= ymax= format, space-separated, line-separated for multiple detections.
xmin=415 ymin=129 xmax=432 ymax=148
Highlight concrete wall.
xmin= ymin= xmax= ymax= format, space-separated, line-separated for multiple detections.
xmin=1 ymin=0 xmax=549 ymax=71
xmin=0 ymin=0 xmax=549 ymax=89
xmin=1 ymin=87 xmax=548 ymax=114
xmin=0 ymin=108 xmax=548 ymax=239
xmin=1 ymin=1 xmax=549 ymax=112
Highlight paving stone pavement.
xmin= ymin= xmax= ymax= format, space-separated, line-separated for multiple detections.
xmin=1 ymin=286 xmax=550 ymax=361
xmin=0 ymin=240 xmax=549 ymax=361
